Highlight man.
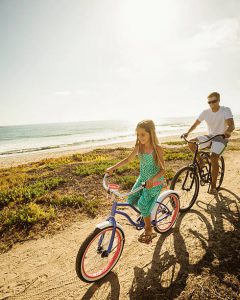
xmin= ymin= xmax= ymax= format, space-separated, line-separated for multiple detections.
xmin=182 ymin=92 xmax=235 ymax=195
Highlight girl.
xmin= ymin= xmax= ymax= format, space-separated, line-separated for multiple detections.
xmin=106 ymin=119 xmax=165 ymax=244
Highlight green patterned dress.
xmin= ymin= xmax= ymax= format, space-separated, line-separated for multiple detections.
xmin=127 ymin=151 xmax=164 ymax=217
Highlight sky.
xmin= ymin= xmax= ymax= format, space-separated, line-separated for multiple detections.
xmin=0 ymin=0 xmax=240 ymax=126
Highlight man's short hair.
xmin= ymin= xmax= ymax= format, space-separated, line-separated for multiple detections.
xmin=208 ymin=92 xmax=220 ymax=100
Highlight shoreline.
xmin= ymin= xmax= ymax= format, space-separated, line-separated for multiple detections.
xmin=0 ymin=134 xmax=180 ymax=169
xmin=0 ymin=130 xmax=239 ymax=169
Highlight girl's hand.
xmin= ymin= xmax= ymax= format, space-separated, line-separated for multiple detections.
xmin=146 ymin=178 xmax=154 ymax=189
xmin=106 ymin=166 xmax=115 ymax=175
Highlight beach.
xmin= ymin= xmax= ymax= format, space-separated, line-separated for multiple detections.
xmin=0 ymin=129 xmax=239 ymax=169
xmin=0 ymin=134 xmax=184 ymax=169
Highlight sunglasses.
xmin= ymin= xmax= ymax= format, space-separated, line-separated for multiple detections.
xmin=208 ymin=99 xmax=218 ymax=104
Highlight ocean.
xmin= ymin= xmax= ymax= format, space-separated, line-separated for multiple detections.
xmin=0 ymin=116 xmax=239 ymax=156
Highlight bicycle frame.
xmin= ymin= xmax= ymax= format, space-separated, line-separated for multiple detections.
xmin=181 ymin=134 xmax=225 ymax=191
xmin=183 ymin=134 xmax=225 ymax=168
xmin=100 ymin=175 xmax=175 ymax=255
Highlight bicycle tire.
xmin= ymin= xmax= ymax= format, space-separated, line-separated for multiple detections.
xmin=76 ymin=226 xmax=125 ymax=283
xmin=170 ymin=166 xmax=199 ymax=212
xmin=154 ymin=193 xmax=179 ymax=233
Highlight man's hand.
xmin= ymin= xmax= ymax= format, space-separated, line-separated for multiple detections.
xmin=181 ymin=132 xmax=189 ymax=139
xmin=146 ymin=178 xmax=154 ymax=189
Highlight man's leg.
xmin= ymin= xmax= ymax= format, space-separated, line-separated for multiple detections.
xmin=210 ymin=153 xmax=219 ymax=191
xmin=209 ymin=140 xmax=227 ymax=194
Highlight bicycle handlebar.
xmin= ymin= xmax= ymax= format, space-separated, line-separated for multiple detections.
xmin=181 ymin=134 xmax=225 ymax=145
xmin=103 ymin=174 xmax=145 ymax=198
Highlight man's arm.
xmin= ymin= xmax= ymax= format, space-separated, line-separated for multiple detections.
xmin=182 ymin=120 xmax=201 ymax=137
xmin=224 ymin=118 xmax=235 ymax=138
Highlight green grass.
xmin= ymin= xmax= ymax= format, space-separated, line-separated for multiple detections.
xmin=44 ymin=157 xmax=73 ymax=170
xmin=163 ymin=140 xmax=186 ymax=146
xmin=75 ymin=160 xmax=118 ymax=176
xmin=50 ymin=194 xmax=99 ymax=216
xmin=114 ymin=175 xmax=137 ymax=190
xmin=0 ymin=203 xmax=55 ymax=227
xmin=72 ymin=152 xmax=110 ymax=163
xmin=0 ymin=177 xmax=65 ymax=209
xmin=164 ymin=168 xmax=175 ymax=181
xmin=163 ymin=147 xmax=193 ymax=161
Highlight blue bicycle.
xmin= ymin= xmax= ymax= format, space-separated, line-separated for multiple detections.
xmin=76 ymin=174 xmax=180 ymax=283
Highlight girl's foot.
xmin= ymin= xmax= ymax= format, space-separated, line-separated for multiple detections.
xmin=138 ymin=232 xmax=157 ymax=244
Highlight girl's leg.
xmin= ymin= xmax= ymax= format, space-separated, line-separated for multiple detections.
xmin=127 ymin=192 xmax=140 ymax=207
xmin=143 ymin=215 xmax=152 ymax=234
xmin=138 ymin=193 xmax=156 ymax=243
xmin=138 ymin=187 xmax=163 ymax=242
xmin=127 ymin=180 xmax=142 ymax=207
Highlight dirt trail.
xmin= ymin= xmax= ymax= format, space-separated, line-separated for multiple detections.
xmin=0 ymin=151 xmax=239 ymax=300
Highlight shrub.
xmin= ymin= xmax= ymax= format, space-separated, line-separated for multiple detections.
xmin=115 ymin=175 xmax=137 ymax=190
xmin=0 ymin=203 xmax=55 ymax=227
xmin=163 ymin=141 xmax=186 ymax=146
xmin=72 ymin=153 xmax=110 ymax=163
xmin=44 ymin=157 xmax=73 ymax=170
xmin=51 ymin=194 xmax=99 ymax=216
xmin=74 ymin=160 xmax=118 ymax=176
xmin=0 ymin=177 xmax=65 ymax=208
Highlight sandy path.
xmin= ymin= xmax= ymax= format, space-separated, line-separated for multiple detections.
xmin=0 ymin=151 xmax=239 ymax=300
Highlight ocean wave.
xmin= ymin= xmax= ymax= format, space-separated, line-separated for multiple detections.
xmin=0 ymin=145 xmax=61 ymax=155
xmin=0 ymin=134 xmax=135 ymax=156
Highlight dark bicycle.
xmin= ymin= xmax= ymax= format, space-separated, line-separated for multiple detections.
xmin=170 ymin=134 xmax=225 ymax=212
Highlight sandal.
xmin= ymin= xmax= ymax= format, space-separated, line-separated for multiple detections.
xmin=138 ymin=232 xmax=157 ymax=244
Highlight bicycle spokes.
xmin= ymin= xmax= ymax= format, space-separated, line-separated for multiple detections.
xmin=170 ymin=166 xmax=199 ymax=212
xmin=80 ymin=227 xmax=124 ymax=282
xmin=154 ymin=194 xmax=179 ymax=233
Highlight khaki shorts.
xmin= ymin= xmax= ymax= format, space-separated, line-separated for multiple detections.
xmin=197 ymin=135 xmax=228 ymax=155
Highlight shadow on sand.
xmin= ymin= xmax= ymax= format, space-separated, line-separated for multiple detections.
xmin=81 ymin=187 xmax=239 ymax=299
xmin=129 ymin=187 xmax=239 ymax=299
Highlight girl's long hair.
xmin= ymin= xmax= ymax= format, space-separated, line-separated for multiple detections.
xmin=135 ymin=119 xmax=164 ymax=169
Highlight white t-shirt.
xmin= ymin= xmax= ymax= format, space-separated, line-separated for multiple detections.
xmin=198 ymin=106 xmax=233 ymax=135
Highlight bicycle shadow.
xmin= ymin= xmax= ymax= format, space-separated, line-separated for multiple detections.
xmin=81 ymin=271 xmax=120 ymax=300
xmin=129 ymin=187 xmax=240 ymax=299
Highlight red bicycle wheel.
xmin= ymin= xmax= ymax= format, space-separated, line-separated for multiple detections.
xmin=154 ymin=194 xmax=179 ymax=233
xmin=76 ymin=226 xmax=125 ymax=283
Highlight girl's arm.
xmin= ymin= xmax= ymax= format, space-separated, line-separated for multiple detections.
xmin=146 ymin=145 xmax=165 ymax=188
xmin=106 ymin=145 xmax=138 ymax=174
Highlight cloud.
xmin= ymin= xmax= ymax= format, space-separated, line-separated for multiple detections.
xmin=191 ymin=18 xmax=240 ymax=51
xmin=183 ymin=60 xmax=210 ymax=73
xmin=174 ymin=18 xmax=240 ymax=73
xmin=76 ymin=89 xmax=99 ymax=96
xmin=54 ymin=91 xmax=72 ymax=95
